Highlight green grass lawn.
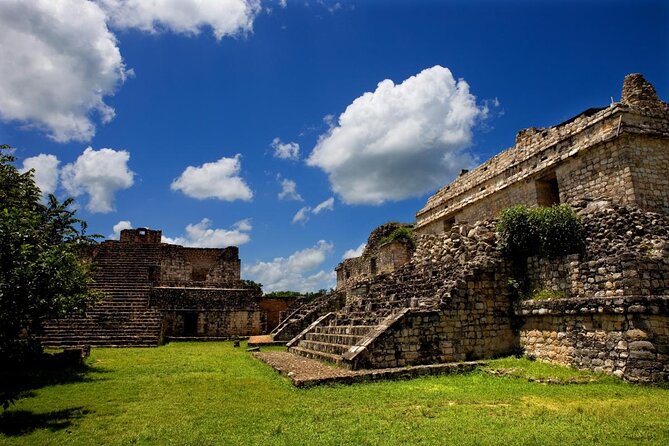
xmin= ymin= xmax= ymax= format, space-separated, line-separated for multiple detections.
xmin=1 ymin=342 xmax=668 ymax=445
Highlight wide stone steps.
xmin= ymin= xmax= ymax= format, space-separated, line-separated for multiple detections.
xmin=290 ymin=323 xmax=378 ymax=365
xmin=312 ymin=325 xmax=375 ymax=336
xmin=288 ymin=346 xmax=344 ymax=364
xmin=304 ymin=332 xmax=364 ymax=345
xmin=297 ymin=340 xmax=352 ymax=355
xmin=39 ymin=243 xmax=163 ymax=348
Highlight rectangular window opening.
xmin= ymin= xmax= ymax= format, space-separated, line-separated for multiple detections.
xmin=536 ymin=173 xmax=560 ymax=206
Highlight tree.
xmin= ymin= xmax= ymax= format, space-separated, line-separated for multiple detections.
xmin=0 ymin=144 xmax=99 ymax=363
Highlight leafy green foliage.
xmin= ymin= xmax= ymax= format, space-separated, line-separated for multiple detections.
xmin=241 ymin=279 xmax=263 ymax=291
xmin=264 ymin=291 xmax=301 ymax=299
xmin=379 ymin=226 xmax=416 ymax=250
xmin=0 ymin=145 xmax=99 ymax=363
xmin=496 ymin=204 xmax=584 ymax=259
xmin=264 ymin=289 xmax=329 ymax=300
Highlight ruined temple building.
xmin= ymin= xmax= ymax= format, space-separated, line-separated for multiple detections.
xmin=41 ymin=228 xmax=292 ymax=347
xmin=277 ymin=73 xmax=669 ymax=382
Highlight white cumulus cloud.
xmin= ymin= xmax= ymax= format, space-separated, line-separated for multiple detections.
xmin=243 ymin=240 xmax=336 ymax=292
xmin=162 ymin=218 xmax=252 ymax=248
xmin=97 ymin=0 xmax=261 ymax=40
xmin=20 ymin=154 xmax=60 ymax=196
xmin=109 ymin=220 xmax=132 ymax=239
xmin=307 ymin=65 xmax=485 ymax=204
xmin=60 ymin=147 xmax=135 ymax=213
xmin=278 ymin=178 xmax=303 ymax=201
xmin=342 ymin=242 xmax=366 ymax=260
xmin=0 ymin=0 xmax=129 ymax=142
xmin=171 ymin=155 xmax=253 ymax=201
xmin=271 ymin=137 xmax=300 ymax=160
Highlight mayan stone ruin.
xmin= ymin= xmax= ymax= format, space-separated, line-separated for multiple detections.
xmin=278 ymin=73 xmax=669 ymax=382
xmin=41 ymin=228 xmax=294 ymax=347
xmin=40 ymin=74 xmax=668 ymax=383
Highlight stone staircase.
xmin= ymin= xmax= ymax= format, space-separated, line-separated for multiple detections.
xmin=40 ymin=242 xmax=163 ymax=348
xmin=287 ymin=311 xmax=403 ymax=368
xmin=270 ymin=292 xmax=345 ymax=341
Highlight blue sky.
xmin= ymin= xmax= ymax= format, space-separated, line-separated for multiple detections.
xmin=1 ymin=0 xmax=667 ymax=292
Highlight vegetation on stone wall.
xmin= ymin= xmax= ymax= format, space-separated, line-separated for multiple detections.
xmin=241 ymin=279 xmax=263 ymax=291
xmin=496 ymin=204 xmax=584 ymax=259
xmin=379 ymin=226 xmax=416 ymax=250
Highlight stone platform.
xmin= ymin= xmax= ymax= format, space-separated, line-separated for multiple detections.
xmin=248 ymin=335 xmax=286 ymax=347
xmin=253 ymin=351 xmax=483 ymax=387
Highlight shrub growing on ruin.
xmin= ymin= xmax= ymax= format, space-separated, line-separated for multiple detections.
xmin=496 ymin=204 xmax=584 ymax=258
xmin=379 ymin=226 xmax=416 ymax=250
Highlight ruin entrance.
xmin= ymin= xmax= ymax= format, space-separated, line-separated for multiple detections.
xmin=191 ymin=267 xmax=208 ymax=282
xmin=183 ymin=312 xmax=198 ymax=336
xmin=536 ymin=173 xmax=560 ymax=206
xmin=443 ymin=217 xmax=456 ymax=232
xmin=370 ymin=258 xmax=377 ymax=275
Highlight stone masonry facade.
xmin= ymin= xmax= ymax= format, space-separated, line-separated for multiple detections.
xmin=415 ymin=74 xmax=669 ymax=235
xmin=41 ymin=228 xmax=265 ymax=347
xmin=283 ymin=74 xmax=669 ymax=382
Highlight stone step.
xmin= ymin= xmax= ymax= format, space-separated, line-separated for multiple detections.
xmin=288 ymin=346 xmax=343 ymax=364
xmin=304 ymin=332 xmax=365 ymax=345
xmin=312 ymin=325 xmax=376 ymax=336
xmin=298 ymin=340 xmax=351 ymax=356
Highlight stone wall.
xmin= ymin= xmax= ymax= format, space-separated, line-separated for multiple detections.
xmin=346 ymin=266 xmax=517 ymax=369
xmin=336 ymin=222 xmax=414 ymax=290
xmin=416 ymin=74 xmax=669 ymax=235
xmin=518 ymin=201 xmax=669 ymax=381
xmin=151 ymin=287 xmax=264 ymax=337
xmin=260 ymin=298 xmax=297 ymax=332
xmin=526 ymin=200 xmax=669 ymax=299
xmin=518 ymin=296 xmax=669 ymax=382
xmin=330 ymin=219 xmax=517 ymax=369
xmin=159 ymin=245 xmax=240 ymax=285
xmin=120 ymin=228 xmax=162 ymax=244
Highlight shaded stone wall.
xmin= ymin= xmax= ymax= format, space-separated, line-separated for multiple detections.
xmin=518 ymin=296 xmax=669 ymax=382
xmin=159 ymin=245 xmax=240 ymax=285
xmin=260 ymin=298 xmax=297 ymax=332
xmin=151 ymin=287 xmax=264 ymax=337
xmin=120 ymin=228 xmax=162 ymax=244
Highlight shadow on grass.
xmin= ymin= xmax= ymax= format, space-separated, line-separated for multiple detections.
xmin=1 ymin=358 xmax=109 ymax=425
xmin=0 ymin=407 xmax=91 ymax=436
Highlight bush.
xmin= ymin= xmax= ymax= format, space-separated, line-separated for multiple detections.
xmin=379 ymin=226 xmax=416 ymax=250
xmin=496 ymin=204 xmax=584 ymax=259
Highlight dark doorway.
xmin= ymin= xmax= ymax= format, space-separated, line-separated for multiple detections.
xmin=191 ymin=268 xmax=207 ymax=282
xmin=536 ymin=173 xmax=560 ymax=206
xmin=443 ymin=217 xmax=456 ymax=233
xmin=183 ymin=312 xmax=198 ymax=336
xmin=370 ymin=258 xmax=377 ymax=275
